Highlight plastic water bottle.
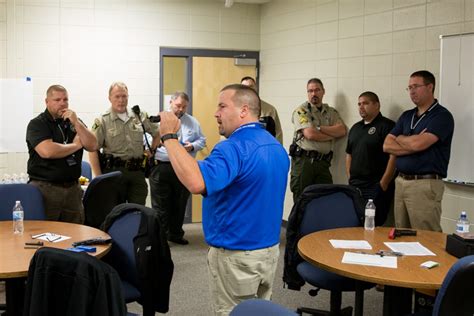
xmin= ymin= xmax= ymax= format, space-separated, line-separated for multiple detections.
xmin=364 ymin=199 xmax=376 ymax=231
xmin=12 ymin=200 xmax=24 ymax=235
xmin=456 ymin=211 xmax=470 ymax=234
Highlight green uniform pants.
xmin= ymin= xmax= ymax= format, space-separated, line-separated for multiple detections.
xmin=290 ymin=155 xmax=332 ymax=203
xmin=103 ymin=167 xmax=148 ymax=205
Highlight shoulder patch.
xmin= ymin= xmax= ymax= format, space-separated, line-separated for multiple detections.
xmin=299 ymin=116 xmax=308 ymax=124
xmin=91 ymin=121 xmax=100 ymax=131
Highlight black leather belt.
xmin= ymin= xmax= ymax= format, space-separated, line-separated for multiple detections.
xmin=31 ymin=179 xmax=78 ymax=188
xmin=399 ymin=173 xmax=442 ymax=180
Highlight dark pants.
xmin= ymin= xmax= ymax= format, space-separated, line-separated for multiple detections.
xmin=30 ymin=180 xmax=84 ymax=224
xmin=290 ymin=155 xmax=333 ymax=203
xmin=351 ymin=180 xmax=395 ymax=226
xmin=103 ymin=167 xmax=147 ymax=205
xmin=149 ymin=162 xmax=190 ymax=239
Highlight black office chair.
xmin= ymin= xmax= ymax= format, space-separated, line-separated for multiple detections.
xmin=290 ymin=184 xmax=373 ymax=316
xmin=23 ymin=247 xmax=126 ymax=316
xmin=230 ymin=299 xmax=298 ymax=316
xmin=83 ymin=171 xmax=124 ymax=228
xmin=0 ymin=183 xmax=45 ymax=220
xmin=102 ymin=203 xmax=174 ymax=316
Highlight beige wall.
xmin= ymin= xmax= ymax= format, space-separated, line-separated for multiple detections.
xmin=0 ymin=0 xmax=260 ymax=174
xmin=259 ymin=0 xmax=474 ymax=231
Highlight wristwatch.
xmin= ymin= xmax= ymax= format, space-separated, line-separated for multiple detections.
xmin=161 ymin=133 xmax=178 ymax=142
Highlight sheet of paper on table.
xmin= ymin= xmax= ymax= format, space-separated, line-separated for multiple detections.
xmin=384 ymin=242 xmax=436 ymax=256
xmin=342 ymin=252 xmax=397 ymax=268
xmin=329 ymin=239 xmax=372 ymax=249
xmin=32 ymin=232 xmax=71 ymax=243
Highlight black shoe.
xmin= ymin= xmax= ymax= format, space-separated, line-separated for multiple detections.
xmin=168 ymin=237 xmax=189 ymax=245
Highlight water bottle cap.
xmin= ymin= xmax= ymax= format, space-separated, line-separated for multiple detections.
xmin=15 ymin=200 xmax=20 ymax=203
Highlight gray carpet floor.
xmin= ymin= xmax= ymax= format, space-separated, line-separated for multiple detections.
xmin=128 ymin=223 xmax=386 ymax=315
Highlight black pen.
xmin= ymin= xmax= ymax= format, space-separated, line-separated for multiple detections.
xmin=25 ymin=241 xmax=44 ymax=246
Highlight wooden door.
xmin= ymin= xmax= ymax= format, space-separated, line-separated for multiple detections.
xmin=191 ymin=57 xmax=256 ymax=222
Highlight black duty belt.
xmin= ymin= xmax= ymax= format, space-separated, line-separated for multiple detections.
xmin=102 ymin=155 xmax=143 ymax=171
xmin=154 ymin=160 xmax=171 ymax=164
xmin=399 ymin=173 xmax=442 ymax=180
xmin=299 ymin=148 xmax=333 ymax=162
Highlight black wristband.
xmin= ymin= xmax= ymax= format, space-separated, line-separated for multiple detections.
xmin=161 ymin=133 xmax=178 ymax=142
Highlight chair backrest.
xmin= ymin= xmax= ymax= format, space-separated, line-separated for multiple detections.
xmin=230 ymin=299 xmax=298 ymax=316
xmin=299 ymin=190 xmax=361 ymax=237
xmin=105 ymin=210 xmax=141 ymax=288
xmin=83 ymin=171 xmax=124 ymax=228
xmin=23 ymin=247 xmax=126 ymax=316
xmin=81 ymin=161 xmax=92 ymax=180
xmin=0 ymin=183 xmax=45 ymax=220
xmin=433 ymin=255 xmax=474 ymax=316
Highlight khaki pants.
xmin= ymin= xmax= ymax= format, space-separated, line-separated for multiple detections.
xmin=30 ymin=180 xmax=84 ymax=224
xmin=207 ymin=244 xmax=280 ymax=316
xmin=394 ymin=176 xmax=444 ymax=232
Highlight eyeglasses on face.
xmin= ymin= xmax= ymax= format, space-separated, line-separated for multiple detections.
xmin=406 ymin=84 xmax=427 ymax=92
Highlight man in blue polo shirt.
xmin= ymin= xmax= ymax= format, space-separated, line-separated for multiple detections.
xmin=384 ymin=70 xmax=454 ymax=232
xmin=158 ymin=84 xmax=289 ymax=315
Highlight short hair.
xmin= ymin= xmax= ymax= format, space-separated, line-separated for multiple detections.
xmin=307 ymin=78 xmax=324 ymax=89
xmin=359 ymin=91 xmax=380 ymax=104
xmin=240 ymin=76 xmax=256 ymax=84
xmin=170 ymin=91 xmax=189 ymax=102
xmin=46 ymin=85 xmax=67 ymax=97
xmin=410 ymin=70 xmax=436 ymax=93
xmin=108 ymin=82 xmax=128 ymax=96
xmin=220 ymin=84 xmax=261 ymax=117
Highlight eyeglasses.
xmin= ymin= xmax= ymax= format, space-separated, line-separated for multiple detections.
xmin=307 ymin=89 xmax=323 ymax=94
xmin=406 ymin=84 xmax=427 ymax=92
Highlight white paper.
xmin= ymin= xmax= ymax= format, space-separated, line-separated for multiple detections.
xmin=329 ymin=239 xmax=372 ymax=250
xmin=32 ymin=232 xmax=71 ymax=243
xmin=384 ymin=242 xmax=436 ymax=256
xmin=342 ymin=251 xmax=398 ymax=269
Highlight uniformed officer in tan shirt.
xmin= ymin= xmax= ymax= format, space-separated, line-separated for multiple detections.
xmin=89 ymin=82 xmax=159 ymax=205
xmin=290 ymin=78 xmax=347 ymax=202
xmin=241 ymin=76 xmax=283 ymax=144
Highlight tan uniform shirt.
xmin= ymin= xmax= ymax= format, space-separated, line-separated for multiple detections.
xmin=92 ymin=108 xmax=158 ymax=160
xmin=261 ymin=99 xmax=283 ymax=145
xmin=292 ymin=102 xmax=344 ymax=154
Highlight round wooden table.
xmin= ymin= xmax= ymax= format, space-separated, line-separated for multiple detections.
xmin=0 ymin=220 xmax=112 ymax=316
xmin=297 ymin=227 xmax=458 ymax=315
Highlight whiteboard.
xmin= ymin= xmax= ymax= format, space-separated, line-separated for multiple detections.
xmin=439 ymin=33 xmax=474 ymax=184
xmin=0 ymin=78 xmax=34 ymax=153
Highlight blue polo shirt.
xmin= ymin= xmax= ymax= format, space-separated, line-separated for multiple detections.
xmin=390 ymin=100 xmax=454 ymax=177
xmin=197 ymin=123 xmax=290 ymax=250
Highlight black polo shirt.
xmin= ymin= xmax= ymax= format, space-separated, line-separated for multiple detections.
xmin=346 ymin=113 xmax=395 ymax=186
xmin=26 ymin=109 xmax=83 ymax=182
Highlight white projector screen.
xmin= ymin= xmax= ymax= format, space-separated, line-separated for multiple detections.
xmin=439 ymin=33 xmax=474 ymax=185
xmin=0 ymin=78 xmax=34 ymax=153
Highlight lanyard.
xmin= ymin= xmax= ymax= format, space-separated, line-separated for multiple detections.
xmin=410 ymin=101 xmax=438 ymax=134
xmin=57 ymin=123 xmax=68 ymax=144
xmin=231 ymin=123 xmax=261 ymax=136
